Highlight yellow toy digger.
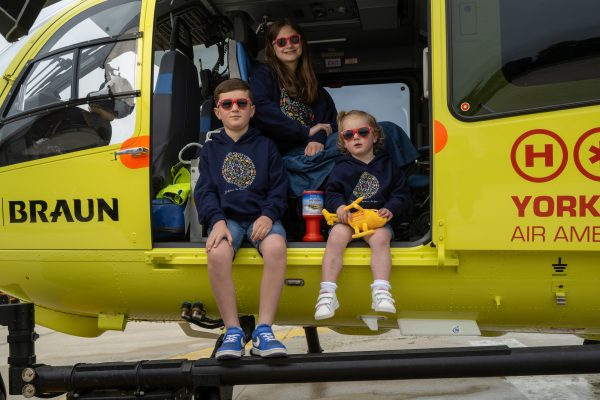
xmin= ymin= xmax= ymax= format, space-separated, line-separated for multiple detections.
xmin=322 ymin=197 xmax=389 ymax=239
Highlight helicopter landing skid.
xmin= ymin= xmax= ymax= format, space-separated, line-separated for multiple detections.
xmin=4 ymin=303 xmax=600 ymax=400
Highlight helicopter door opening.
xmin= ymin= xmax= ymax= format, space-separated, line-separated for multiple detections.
xmin=150 ymin=0 xmax=431 ymax=247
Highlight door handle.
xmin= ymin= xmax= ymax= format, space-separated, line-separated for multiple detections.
xmin=114 ymin=147 xmax=149 ymax=160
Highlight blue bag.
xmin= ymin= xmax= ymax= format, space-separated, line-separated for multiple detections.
xmin=151 ymin=198 xmax=186 ymax=241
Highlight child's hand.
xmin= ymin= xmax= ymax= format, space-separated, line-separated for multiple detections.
xmin=336 ymin=205 xmax=351 ymax=224
xmin=378 ymin=208 xmax=393 ymax=221
xmin=206 ymin=220 xmax=232 ymax=253
xmin=251 ymin=215 xmax=273 ymax=241
xmin=309 ymin=123 xmax=332 ymax=137
xmin=305 ymin=141 xmax=324 ymax=156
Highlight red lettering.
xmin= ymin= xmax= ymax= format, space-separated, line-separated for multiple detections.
xmin=511 ymin=226 xmax=525 ymax=241
xmin=571 ymin=226 xmax=590 ymax=242
xmin=532 ymin=226 xmax=546 ymax=241
xmin=579 ymin=195 xmax=600 ymax=217
xmin=511 ymin=195 xmax=600 ymax=217
xmin=556 ymin=196 xmax=577 ymax=217
xmin=525 ymin=143 xmax=553 ymax=167
xmin=534 ymin=196 xmax=554 ymax=217
xmin=510 ymin=225 xmax=545 ymax=242
xmin=512 ymin=196 xmax=531 ymax=217
xmin=553 ymin=225 xmax=600 ymax=242
xmin=554 ymin=226 xmax=567 ymax=241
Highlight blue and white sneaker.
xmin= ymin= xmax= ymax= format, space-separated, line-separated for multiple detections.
xmin=215 ymin=327 xmax=245 ymax=360
xmin=250 ymin=324 xmax=288 ymax=358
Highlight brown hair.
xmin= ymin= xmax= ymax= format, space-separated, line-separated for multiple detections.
xmin=336 ymin=110 xmax=384 ymax=154
xmin=264 ymin=19 xmax=319 ymax=104
xmin=213 ymin=78 xmax=253 ymax=103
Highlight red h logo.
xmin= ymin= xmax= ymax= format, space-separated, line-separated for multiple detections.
xmin=525 ymin=144 xmax=553 ymax=167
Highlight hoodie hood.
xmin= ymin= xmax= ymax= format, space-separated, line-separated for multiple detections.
xmin=211 ymin=126 xmax=262 ymax=146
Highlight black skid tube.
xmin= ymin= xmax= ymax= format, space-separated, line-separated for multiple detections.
xmin=4 ymin=303 xmax=600 ymax=398
xmin=28 ymin=344 xmax=600 ymax=395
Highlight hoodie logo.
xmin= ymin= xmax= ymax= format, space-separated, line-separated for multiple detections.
xmin=222 ymin=152 xmax=256 ymax=189
xmin=353 ymin=172 xmax=380 ymax=199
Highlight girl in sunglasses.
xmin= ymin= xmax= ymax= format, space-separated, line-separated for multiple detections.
xmin=314 ymin=110 xmax=412 ymax=320
xmin=249 ymin=19 xmax=339 ymax=197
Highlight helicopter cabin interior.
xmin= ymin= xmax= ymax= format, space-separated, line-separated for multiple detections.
xmin=150 ymin=0 xmax=431 ymax=246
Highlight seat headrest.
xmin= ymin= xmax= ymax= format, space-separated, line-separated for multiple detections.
xmin=170 ymin=16 xmax=194 ymax=60
xmin=230 ymin=12 xmax=258 ymax=57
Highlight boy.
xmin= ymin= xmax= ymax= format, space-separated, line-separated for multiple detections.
xmin=194 ymin=78 xmax=288 ymax=359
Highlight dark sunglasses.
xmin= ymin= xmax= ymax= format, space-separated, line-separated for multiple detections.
xmin=272 ymin=34 xmax=301 ymax=48
xmin=217 ymin=98 xmax=252 ymax=110
xmin=340 ymin=126 xmax=372 ymax=141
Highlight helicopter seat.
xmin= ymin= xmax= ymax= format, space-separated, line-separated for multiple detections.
xmin=199 ymin=14 xmax=258 ymax=147
xmin=228 ymin=12 xmax=259 ymax=82
xmin=151 ymin=17 xmax=200 ymax=194
xmin=198 ymin=68 xmax=225 ymax=149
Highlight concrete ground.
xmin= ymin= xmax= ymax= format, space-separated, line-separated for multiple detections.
xmin=2 ymin=322 xmax=600 ymax=399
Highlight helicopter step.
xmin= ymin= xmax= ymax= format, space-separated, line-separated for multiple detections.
xmin=4 ymin=303 xmax=600 ymax=400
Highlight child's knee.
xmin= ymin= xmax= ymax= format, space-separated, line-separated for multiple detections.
xmin=207 ymin=245 xmax=234 ymax=268
xmin=369 ymin=229 xmax=392 ymax=249
xmin=260 ymin=234 xmax=287 ymax=258
xmin=328 ymin=227 xmax=352 ymax=246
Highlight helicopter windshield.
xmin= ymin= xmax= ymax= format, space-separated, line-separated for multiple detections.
xmin=0 ymin=0 xmax=78 ymax=76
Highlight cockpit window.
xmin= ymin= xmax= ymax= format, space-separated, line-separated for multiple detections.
xmin=6 ymin=51 xmax=74 ymax=117
xmin=4 ymin=37 xmax=138 ymax=120
xmin=0 ymin=0 xmax=141 ymax=167
xmin=38 ymin=0 xmax=142 ymax=56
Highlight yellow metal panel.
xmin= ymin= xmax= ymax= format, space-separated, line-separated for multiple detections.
xmin=35 ymin=304 xmax=103 ymax=338
xmin=0 ymin=0 xmax=151 ymax=250
xmin=430 ymin=1 xmax=600 ymax=251
xmin=98 ymin=312 xmax=127 ymax=331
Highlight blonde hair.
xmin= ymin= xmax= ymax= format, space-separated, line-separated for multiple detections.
xmin=264 ymin=19 xmax=319 ymax=104
xmin=336 ymin=110 xmax=384 ymax=154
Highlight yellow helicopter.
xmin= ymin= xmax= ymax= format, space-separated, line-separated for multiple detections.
xmin=0 ymin=1 xmax=599 ymax=396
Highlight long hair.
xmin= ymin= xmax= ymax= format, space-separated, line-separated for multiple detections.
xmin=336 ymin=110 xmax=384 ymax=154
xmin=264 ymin=19 xmax=319 ymax=104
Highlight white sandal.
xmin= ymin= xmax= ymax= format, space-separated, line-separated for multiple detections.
xmin=372 ymin=289 xmax=396 ymax=313
xmin=314 ymin=292 xmax=339 ymax=320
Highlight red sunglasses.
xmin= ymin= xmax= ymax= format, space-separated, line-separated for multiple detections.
xmin=340 ymin=126 xmax=372 ymax=141
xmin=217 ymin=98 xmax=252 ymax=110
xmin=272 ymin=34 xmax=301 ymax=48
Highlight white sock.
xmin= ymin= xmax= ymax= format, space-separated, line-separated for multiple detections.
xmin=371 ymin=279 xmax=391 ymax=292
xmin=320 ymin=281 xmax=337 ymax=293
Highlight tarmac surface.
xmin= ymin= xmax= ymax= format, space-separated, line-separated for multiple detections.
xmin=2 ymin=322 xmax=600 ymax=399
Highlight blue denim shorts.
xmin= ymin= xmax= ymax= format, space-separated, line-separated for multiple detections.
xmin=226 ymin=218 xmax=287 ymax=253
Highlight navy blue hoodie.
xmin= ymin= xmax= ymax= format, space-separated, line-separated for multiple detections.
xmin=194 ymin=127 xmax=288 ymax=229
xmin=249 ymin=63 xmax=338 ymax=153
xmin=325 ymin=152 xmax=411 ymax=222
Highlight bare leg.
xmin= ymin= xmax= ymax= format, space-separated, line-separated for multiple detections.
xmin=207 ymin=241 xmax=239 ymax=328
xmin=364 ymin=228 xmax=396 ymax=313
xmin=321 ymin=224 xmax=353 ymax=283
xmin=314 ymin=224 xmax=353 ymax=320
xmin=363 ymin=227 xmax=392 ymax=281
xmin=257 ymin=234 xmax=287 ymax=326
